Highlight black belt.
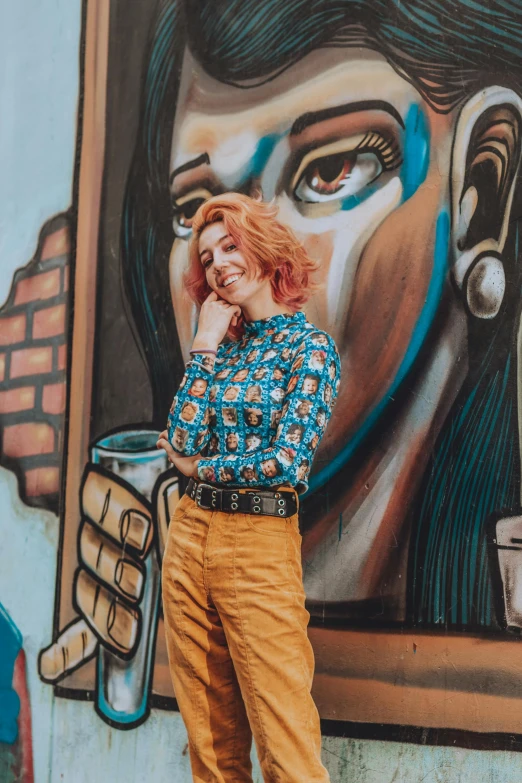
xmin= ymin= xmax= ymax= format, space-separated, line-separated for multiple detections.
xmin=186 ymin=478 xmax=298 ymax=517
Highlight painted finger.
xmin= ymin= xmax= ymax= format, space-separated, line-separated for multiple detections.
xmin=153 ymin=471 xmax=180 ymax=560
xmin=81 ymin=465 xmax=152 ymax=556
xmin=79 ymin=520 xmax=145 ymax=601
xmin=74 ymin=569 xmax=141 ymax=658
xmin=38 ymin=618 xmax=97 ymax=683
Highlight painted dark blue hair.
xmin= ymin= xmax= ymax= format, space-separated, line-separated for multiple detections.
xmin=121 ymin=0 xmax=522 ymax=628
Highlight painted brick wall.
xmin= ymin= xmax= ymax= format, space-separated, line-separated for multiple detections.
xmin=0 ymin=214 xmax=70 ymax=512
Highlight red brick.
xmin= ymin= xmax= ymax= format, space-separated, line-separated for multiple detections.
xmin=41 ymin=228 xmax=70 ymax=261
xmin=0 ymin=353 xmax=5 ymax=382
xmin=0 ymin=387 xmax=35 ymax=414
xmin=3 ymin=422 xmax=54 ymax=458
xmin=25 ymin=466 xmax=60 ymax=496
xmin=42 ymin=382 xmax=66 ymax=415
xmin=57 ymin=343 xmax=67 ymax=371
xmin=10 ymin=347 xmax=53 ymax=379
xmin=33 ymin=304 xmax=66 ymax=339
xmin=0 ymin=314 xmax=26 ymax=346
xmin=14 ymin=268 xmax=61 ymax=306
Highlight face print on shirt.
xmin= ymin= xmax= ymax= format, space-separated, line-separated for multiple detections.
xmin=270 ymin=387 xmax=285 ymax=404
xmin=201 ymin=466 xmax=216 ymax=482
xmin=297 ymin=459 xmax=310 ymax=482
xmin=323 ymin=384 xmax=333 ymax=406
xmin=245 ymin=349 xmax=259 ymax=364
xmin=260 ymin=458 xmax=281 ymax=478
xmin=244 ymin=408 xmax=263 ymax=427
xmin=311 ymin=333 xmax=329 ymax=348
xmin=302 ymin=374 xmax=320 ymax=396
xmin=272 ymin=366 xmax=285 ymax=381
xmin=309 ymin=350 xmax=326 ymax=372
xmin=286 ymin=423 xmax=305 ymax=445
xmin=280 ymin=347 xmax=292 ymax=362
xmin=223 ymin=386 xmax=240 ymax=402
xmin=222 ymin=407 xmax=238 ymax=426
xmin=189 ymin=378 xmax=208 ymax=398
xmin=307 ymin=432 xmax=320 ymax=451
xmin=240 ymin=464 xmax=258 ymax=482
xmin=216 ymin=368 xmax=231 ymax=381
xmin=278 ymin=446 xmax=296 ymax=466
xmin=219 ymin=465 xmax=236 ymax=482
xmin=245 ymin=433 xmax=262 ymax=451
xmin=270 ymin=409 xmax=282 ymax=430
xmin=208 ymin=433 xmax=220 ymax=454
xmin=295 ymin=399 xmax=312 ymax=420
xmin=272 ymin=330 xmax=289 ymax=344
xmin=252 ymin=367 xmax=267 ymax=381
xmin=180 ymin=401 xmax=199 ymax=423
xmin=262 ymin=348 xmax=277 ymax=362
xmin=173 ymin=427 xmax=189 ymax=450
xmin=209 ymin=385 xmax=218 ymax=402
xmin=195 ymin=429 xmax=208 ymax=449
xmin=232 ymin=368 xmax=249 ymax=383
xmin=226 ymin=431 xmax=239 ymax=452
xmin=316 ymin=408 xmax=327 ymax=430
xmin=245 ymin=385 xmax=262 ymax=403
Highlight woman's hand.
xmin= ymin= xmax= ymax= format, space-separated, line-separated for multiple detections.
xmin=192 ymin=291 xmax=242 ymax=351
xmin=156 ymin=431 xmax=200 ymax=477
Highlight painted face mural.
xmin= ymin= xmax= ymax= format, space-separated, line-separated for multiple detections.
xmin=0 ymin=0 xmax=515 ymax=755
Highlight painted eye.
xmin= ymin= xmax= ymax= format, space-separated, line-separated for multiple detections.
xmin=294 ymin=151 xmax=382 ymax=204
xmin=172 ymin=197 xmax=206 ymax=238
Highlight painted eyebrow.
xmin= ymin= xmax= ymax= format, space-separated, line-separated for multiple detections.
xmin=290 ymin=100 xmax=405 ymax=136
xmin=169 ymin=152 xmax=210 ymax=185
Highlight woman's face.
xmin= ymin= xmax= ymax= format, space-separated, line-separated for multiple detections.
xmin=198 ymin=221 xmax=274 ymax=309
xmin=169 ymin=45 xmax=455 ymax=466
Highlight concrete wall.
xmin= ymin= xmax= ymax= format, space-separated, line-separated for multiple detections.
xmin=3 ymin=1 xmax=522 ymax=780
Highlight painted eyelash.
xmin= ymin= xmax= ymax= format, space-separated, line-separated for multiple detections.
xmin=355 ymin=131 xmax=402 ymax=170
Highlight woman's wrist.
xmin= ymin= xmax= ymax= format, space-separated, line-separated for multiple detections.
xmin=191 ymin=332 xmax=220 ymax=353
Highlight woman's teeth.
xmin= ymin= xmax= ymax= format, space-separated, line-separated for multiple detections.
xmin=222 ymin=273 xmax=242 ymax=287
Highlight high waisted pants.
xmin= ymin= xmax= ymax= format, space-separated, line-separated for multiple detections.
xmin=162 ymin=492 xmax=329 ymax=783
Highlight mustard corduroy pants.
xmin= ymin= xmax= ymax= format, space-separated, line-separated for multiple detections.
xmin=162 ymin=492 xmax=329 ymax=783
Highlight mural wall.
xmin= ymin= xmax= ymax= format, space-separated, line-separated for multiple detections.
xmin=6 ymin=0 xmax=522 ymax=780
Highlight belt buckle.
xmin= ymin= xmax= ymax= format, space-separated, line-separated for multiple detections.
xmin=195 ymin=482 xmax=212 ymax=510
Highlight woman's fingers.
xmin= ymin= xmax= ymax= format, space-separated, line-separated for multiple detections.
xmin=157 ymin=437 xmax=177 ymax=463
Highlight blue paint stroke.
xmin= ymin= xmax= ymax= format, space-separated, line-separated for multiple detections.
xmin=0 ymin=603 xmax=22 ymax=744
xmin=308 ymin=210 xmax=450 ymax=495
xmin=401 ymin=104 xmax=430 ymax=202
xmin=243 ymin=133 xmax=282 ymax=182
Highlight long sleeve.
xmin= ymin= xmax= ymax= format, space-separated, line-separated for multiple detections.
xmin=196 ymin=331 xmax=341 ymax=492
xmin=167 ymin=353 xmax=216 ymax=456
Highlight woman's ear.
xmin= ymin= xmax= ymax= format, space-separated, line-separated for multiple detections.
xmin=451 ymin=87 xmax=522 ymax=318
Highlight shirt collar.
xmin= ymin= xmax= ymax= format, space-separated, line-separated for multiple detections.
xmin=243 ymin=311 xmax=306 ymax=337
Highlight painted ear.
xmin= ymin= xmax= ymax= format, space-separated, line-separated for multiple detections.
xmin=451 ymin=87 xmax=522 ymax=319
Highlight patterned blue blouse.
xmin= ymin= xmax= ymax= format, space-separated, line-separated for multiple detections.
xmin=167 ymin=311 xmax=341 ymax=494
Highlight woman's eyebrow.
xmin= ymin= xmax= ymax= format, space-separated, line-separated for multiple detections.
xmin=290 ymin=100 xmax=405 ymax=136
xmin=170 ymin=152 xmax=210 ymax=186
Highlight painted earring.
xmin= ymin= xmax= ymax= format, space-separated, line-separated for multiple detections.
xmin=463 ymin=252 xmax=505 ymax=319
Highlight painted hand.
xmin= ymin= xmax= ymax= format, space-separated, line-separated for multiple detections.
xmin=37 ymin=464 xmax=179 ymax=683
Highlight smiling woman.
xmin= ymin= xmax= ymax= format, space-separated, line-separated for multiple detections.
xmin=120 ymin=0 xmax=522 ymax=738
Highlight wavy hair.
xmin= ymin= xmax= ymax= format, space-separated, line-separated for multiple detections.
xmin=184 ymin=193 xmax=318 ymax=338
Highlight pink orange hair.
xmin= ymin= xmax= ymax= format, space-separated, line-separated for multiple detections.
xmin=184 ymin=193 xmax=318 ymax=339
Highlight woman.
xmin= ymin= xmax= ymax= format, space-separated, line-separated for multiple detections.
xmin=157 ymin=193 xmax=340 ymax=782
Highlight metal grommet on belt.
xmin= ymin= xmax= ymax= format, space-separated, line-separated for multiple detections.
xmin=253 ymin=506 xmax=261 ymax=513
xmin=253 ymin=496 xmax=260 ymax=503
xmin=231 ymin=502 xmax=238 ymax=510
xmin=231 ymin=493 xmax=238 ymax=500
xmin=278 ymin=499 xmax=285 ymax=506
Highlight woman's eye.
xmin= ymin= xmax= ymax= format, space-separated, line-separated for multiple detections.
xmin=226 ymin=244 xmax=236 ymax=252
xmin=293 ymin=150 xmax=382 ymax=204
xmin=172 ymin=197 xmax=206 ymax=238
xmin=203 ymin=257 xmax=213 ymax=269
